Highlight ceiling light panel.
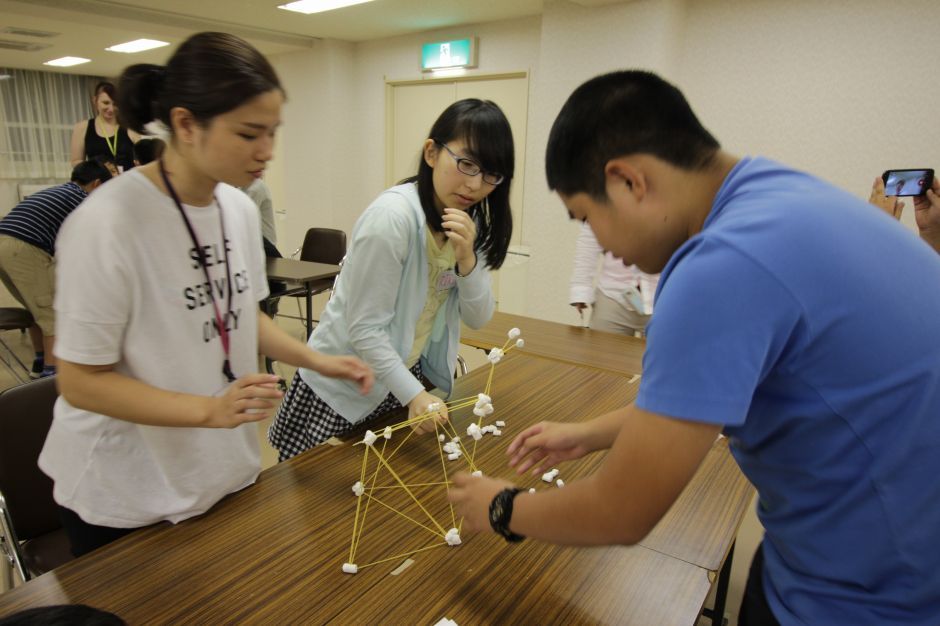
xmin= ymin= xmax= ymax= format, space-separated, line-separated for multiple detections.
xmin=106 ymin=38 xmax=170 ymax=53
xmin=278 ymin=0 xmax=375 ymax=15
xmin=43 ymin=56 xmax=91 ymax=67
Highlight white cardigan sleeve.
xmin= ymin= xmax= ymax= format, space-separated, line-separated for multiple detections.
xmin=455 ymin=257 xmax=494 ymax=329
xmin=342 ymin=205 xmax=425 ymax=407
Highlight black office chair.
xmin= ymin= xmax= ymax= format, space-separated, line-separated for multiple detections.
xmin=0 ymin=308 xmax=34 ymax=384
xmin=275 ymin=227 xmax=347 ymax=330
xmin=0 ymin=376 xmax=73 ymax=586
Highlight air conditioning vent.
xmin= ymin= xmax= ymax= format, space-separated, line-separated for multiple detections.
xmin=0 ymin=39 xmax=51 ymax=52
xmin=0 ymin=26 xmax=60 ymax=38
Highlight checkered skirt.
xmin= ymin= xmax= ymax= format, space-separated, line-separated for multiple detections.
xmin=268 ymin=363 xmax=424 ymax=462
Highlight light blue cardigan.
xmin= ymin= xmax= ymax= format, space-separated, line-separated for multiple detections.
xmin=298 ymin=183 xmax=495 ymax=425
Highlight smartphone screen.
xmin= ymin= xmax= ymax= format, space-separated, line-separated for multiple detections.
xmin=882 ymin=169 xmax=935 ymax=197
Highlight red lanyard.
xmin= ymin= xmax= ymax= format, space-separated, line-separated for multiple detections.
xmin=158 ymin=159 xmax=236 ymax=383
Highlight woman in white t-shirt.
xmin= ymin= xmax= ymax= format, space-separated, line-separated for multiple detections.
xmin=42 ymin=32 xmax=373 ymax=557
xmin=268 ymin=99 xmax=515 ymax=461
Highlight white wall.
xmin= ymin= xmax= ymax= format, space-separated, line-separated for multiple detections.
xmin=268 ymin=0 xmax=939 ymax=323
xmin=269 ymin=16 xmax=542 ymax=257
xmin=524 ymin=0 xmax=689 ymax=324
xmin=268 ymin=38 xmax=357 ymax=256
xmin=678 ymin=0 xmax=937 ymax=232
xmin=0 ymin=182 xmax=19 ymax=216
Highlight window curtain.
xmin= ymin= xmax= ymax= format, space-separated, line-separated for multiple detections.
xmin=0 ymin=68 xmax=103 ymax=179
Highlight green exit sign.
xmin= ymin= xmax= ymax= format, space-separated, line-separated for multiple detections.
xmin=421 ymin=37 xmax=477 ymax=72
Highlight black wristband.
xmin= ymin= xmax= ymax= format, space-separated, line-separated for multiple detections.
xmin=489 ymin=487 xmax=525 ymax=543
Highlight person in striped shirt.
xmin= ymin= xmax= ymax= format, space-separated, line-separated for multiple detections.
xmin=0 ymin=160 xmax=112 ymax=377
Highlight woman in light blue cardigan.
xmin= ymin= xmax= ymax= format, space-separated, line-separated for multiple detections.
xmin=270 ymin=99 xmax=515 ymax=461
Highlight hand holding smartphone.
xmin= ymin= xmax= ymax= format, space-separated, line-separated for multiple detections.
xmin=882 ymin=169 xmax=935 ymax=197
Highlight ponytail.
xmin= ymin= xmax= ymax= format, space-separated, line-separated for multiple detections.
xmin=117 ymin=64 xmax=166 ymax=133
xmin=116 ymin=32 xmax=282 ymax=136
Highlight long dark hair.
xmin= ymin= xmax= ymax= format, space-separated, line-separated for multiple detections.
xmin=117 ymin=32 xmax=283 ymax=134
xmin=403 ymin=98 xmax=514 ymax=270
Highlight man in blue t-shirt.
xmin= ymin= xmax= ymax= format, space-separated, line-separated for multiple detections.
xmin=448 ymin=71 xmax=940 ymax=625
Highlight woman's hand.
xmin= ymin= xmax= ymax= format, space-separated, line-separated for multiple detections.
xmin=204 ymin=373 xmax=283 ymax=428
xmin=311 ymin=354 xmax=374 ymax=394
xmin=408 ymin=390 xmax=449 ymax=434
xmin=443 ymin=207 xmax=478 ymax=275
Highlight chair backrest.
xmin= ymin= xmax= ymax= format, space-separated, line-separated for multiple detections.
xmin=0 ymin=307 xmax=34 ymax=331
xmin=300 ymin=228 xmax=347 ymax=266
xmin=0 ymin=377 xmax=60 ymax=540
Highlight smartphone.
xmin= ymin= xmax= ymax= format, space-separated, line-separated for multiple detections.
xmin=882 ymin=169 xmax=934 ymax=197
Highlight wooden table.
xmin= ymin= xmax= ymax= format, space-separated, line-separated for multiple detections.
xmin=0 ymin=355 xmax=752 ymax=624
xmin=462 ymin=311 xmax=646 ymax=378
xmin=265 ymin=258 xmax=340 ymax=339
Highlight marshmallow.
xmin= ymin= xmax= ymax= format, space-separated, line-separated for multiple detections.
xmin=508 ymin=327 xmax=521 ymax=339
xmin=342 ymin=563 xmax=358 ymax=574
xmin=541 ymin=468 xmax=560 ymax=483
xmin=487 ymin=348 xmax=504 ymax=364
xmin=427 ymin=402 xmax=441 ymax=412
xmin=492 ymin=429 xmax=502 ymax=436
xmin=383 ymin=426 xmax=392 ymax=440
xmin=528 ymin=488 xmax=536 ymax=494
xmin=445 ymin=528 xmax=462 ymax=546
xmin=438 ymin=434 xmax=446 ymax=442
xmin=481 ymin=425 xmax=496 ymax=434
xmin=471 ymin=470 xmax=483 ymax=477
xmin=556 ymin=479 xmax=565 ymax=488
xmin=477 ymin=393 xmax=491 ymax=405
xmin=516 ymin=338 xmax=525 ymax=348
xmin=362 ymin=430 xmax=377 ymax=446
xmin=467 ymin=423 xmax=483 ymax=440
xmin=473 ymin=407 xmax=486 ymax=418
xmin=447 ymin=452 xmax=460 ymax=461
xmin=495 ymin=420 xmax=506 ymax=427
xmin=352 ymin=481 xmax=364 ymax=497
xmin=483 ymin=403 xmax=494 ymax=415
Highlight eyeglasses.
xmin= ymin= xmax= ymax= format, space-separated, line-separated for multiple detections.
xmin=435 ymin=141 xmax=505 ymax=186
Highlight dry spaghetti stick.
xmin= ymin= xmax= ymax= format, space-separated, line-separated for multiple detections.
xmin=361 ymin=492 xmax=442 ymax=539
xmin=370 ymin=446 xmax=447 ymax=535
xmin=348 ymin=446 xmax=370 ymax=562
xmin=356 ymin=542 xmax=449 ymax=570
xmin=434 ymin=420 xmax=459 ymax=530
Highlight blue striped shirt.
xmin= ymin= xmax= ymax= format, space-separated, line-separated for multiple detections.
xmin=0 ymin=182 xmax=88 ymax=256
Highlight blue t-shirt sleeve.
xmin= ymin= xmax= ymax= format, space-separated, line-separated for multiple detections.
xmin=636 ymin=238 xmax=802 ymax=426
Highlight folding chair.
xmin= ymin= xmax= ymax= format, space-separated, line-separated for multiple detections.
xmin=0 ymin=376 xmax=73 ymax=587
xmin=276 ymin=228 xmax=347 ymax=330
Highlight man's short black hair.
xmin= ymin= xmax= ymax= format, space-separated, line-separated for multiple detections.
xmin=546 ymin=70 xmax=720 ymax=200
xmin=70 ymin=160 xmax=112 ymax=186
xmin=133 ymin=137 xmax=166 ymax=165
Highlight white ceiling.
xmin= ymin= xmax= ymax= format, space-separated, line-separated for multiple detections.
xmin=0 ymin=0 xmax=558 ymax=77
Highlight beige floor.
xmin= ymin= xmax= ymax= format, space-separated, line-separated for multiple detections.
xmin=0 ymin=287 xmax=762 ymax=625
